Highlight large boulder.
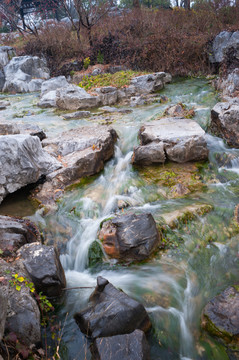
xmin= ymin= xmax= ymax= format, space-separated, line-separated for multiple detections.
xmin=56 ymin=84 xmax=100 ymax=110
xmin=3 ymin=56 xmax=50 ymax=93
xmin=40 ymin=76 xmax=69 ymax=96
xmin=0 ymin=46 xmax=16 ymax=68
xmin=201 ymin=286 xmax=239 ymax=345
xmin=31 ymin=126 xmax=117 ymax=207
xmin=0 ymin=259 xmax=41 ymax=346
xmin=210 ymin=99 xmax=239 ymax=148
xmin=132 ymin=118 xmax=208 ymax=165
xmin=17 ymin=242 xmax=66 ymax=298
xmin=209 ymin=31 xmax=239 ymax=65
xmin=0 ymin=134 xmax=61 ymax=204
xmin=130 ymin=72 xmax=172 ymax=94
xmin=99 ymin=213 xmax=160 ymax=262
xmin=74 ymin=276 xmax=151 ymax=338
xmin=0 ymin=215 xmax=41 ymax=257
xmin=38 ymin=76 xmax=69 ymax=108
xmin=91 ymin=329 xmax=150 ymax=360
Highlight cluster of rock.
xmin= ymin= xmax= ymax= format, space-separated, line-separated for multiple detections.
xmin=132 ymin=118 xmax=208 ymax=166
xmin=209 ymin=31 xmax=239 ymax=148
xmin=75 ymin=276 xmax=151 ymax=360
xmin=38 ymin=72 xmax=172 ymax=110
xmin=0 ymin=215 xmax=66 ymax=352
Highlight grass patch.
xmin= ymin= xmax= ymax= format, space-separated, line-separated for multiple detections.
xmin=78 ymin=70 xmax=148 ymax=90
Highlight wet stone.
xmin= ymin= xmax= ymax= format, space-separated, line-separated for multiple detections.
xmin=202 ymin=286 xmax=239 ymax=344
xmin=99 ymin=213 xmax=160 ymax=262
xmin=91 ymin=329 xmax=150 ymax=360
xmin=74 ymin=276 xmax=151 ymax=338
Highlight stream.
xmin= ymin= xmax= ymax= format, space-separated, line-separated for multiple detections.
xmin=0 ymin=78 xmax=239 ymax=360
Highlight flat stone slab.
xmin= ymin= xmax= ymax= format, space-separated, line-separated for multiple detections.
xmin=91 ymin=329 xmax=150 ymax=360
xmin=132 ymin=118 xmax=208 ymax=164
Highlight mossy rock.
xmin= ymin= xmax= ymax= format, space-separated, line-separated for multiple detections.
xmin=88 ymin=241 xmax=104 ymax=267
xmin=201 ymin=286 xmax=239 ymax=348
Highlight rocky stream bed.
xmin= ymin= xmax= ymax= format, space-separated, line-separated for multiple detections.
xmin=0 ymin=74 xmax=238 ymax=360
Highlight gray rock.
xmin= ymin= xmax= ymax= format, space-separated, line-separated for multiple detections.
xmin=202 ymin=286 xmax=239 ymax=344
xmin=0 ymin=284 xmax=8 ymax=341
xmin=135 ymin=118 xmax=208 ymax=163
xmin=209 ymin=31 xmax=239 ymax=64
xmin=0 ymin=215 xmax=41 ymax=257
xmin=17 ymin=242 xmax=66 ymax=298
xmin=210 ymin=99 xmax=239 ymax=148
xmin=95 ymin=86 xmax=118 ymax=106
xmin=130 ymin=72 xmax=170 ymax=94
xmin=99 ymin=213 xmax=160 ymax=262
xmin=0 ymin=259 xmax=41 ymax=346
xmin=56 ymin=84 xmax=100 ymax=110
xmin=63 ymin=110 xmax=91 ymax=120
xmin=32 ymin=126 xmax=117 ymax=207
xmin=74 ymin=276 xmax=151 ymax=338
xmin=0 ymin=123 xmax=46 ymax=140
xmin=216 ymin=68 xmax=239 ymax=96
xmin=41 ymin=76 xmax=69 ymax=96
xmin=132 ymin=142 xmax=165 ymax=165
xmin=0 ymin=134 xmax=61 ymax=204
xmin=0 ymin=46 xmax=16 ymax=68
xmin=92 ymin=330 xmax=150 ymax=360
xmin=0 ymin=69 xmax=5 ymax=92
xmin=38 ymin=90 xmax=57 ymax=108
xmin=3 ymin=56 xmax=50 ymax=93
xmin=130 ymin=96 xmax=146 ymax=106
xmin=92 ymin=68 xmax=102 ymax=76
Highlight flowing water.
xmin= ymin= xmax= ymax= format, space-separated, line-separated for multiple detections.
xmin=1 ymin=78 xmax=239 ymax=360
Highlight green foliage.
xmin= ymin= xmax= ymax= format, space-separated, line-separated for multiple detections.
xmin=97 ymin=50 xmax=104 ymax=64
xmin=78 ymin=70 xmax=147 ymax=90
xmin=88 ymin=240 xmax=104 ymax=267
xmin=83 ymin=57 xmax=91 ymax=70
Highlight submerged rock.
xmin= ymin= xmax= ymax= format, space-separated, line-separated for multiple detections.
xmin=0 ymin=134 xmax=61 ymax=205
xmin=3 ymin=56 xmax=50 ymax=93
xmin=202 ymin=286 xmax=239 ymax=345
xmin=210 ymin=99 xmax=239 ymax=148
xmin=63 ymin=110 xmax=91 ymax=120
xmin=0 ymin=215 xmax=41 ymax=257
xmin=91 ymin=329 xmax=150 ymax=360
xmin=32 ymin=126 xmax=117 ymax=208
xmin=99 ymin=213 xmax=160 ymax=262
xmin=17 ymin=242 xmax=66 ymax=298
xmin=74 ymin=276 xmax=151 ymax=338
xmin=132 ymin=118 xmax=208 ymax=165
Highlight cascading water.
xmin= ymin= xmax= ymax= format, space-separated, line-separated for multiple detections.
xmin=1 ymin=78 xmax=239 ymax=360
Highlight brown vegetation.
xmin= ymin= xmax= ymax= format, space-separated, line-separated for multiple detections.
xmin=6 ymin=4 xmax=239 ymax=76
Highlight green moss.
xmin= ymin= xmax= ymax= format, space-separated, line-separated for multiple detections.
xmin=78 ymin=70 xmax=149 ymax=90
xmin=65 ymin=175 xmax=99 ymax=191
xmin=203 ymin=314 xmax=233 ymax=343
xmin=88 ymin=241 xmax=104 ymax=267
xmin=232 ymin=285 xmax=239 ymax=292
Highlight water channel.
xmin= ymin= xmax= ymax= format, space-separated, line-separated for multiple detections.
xmin=0 ymin=78 xmax=238 ymax=359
